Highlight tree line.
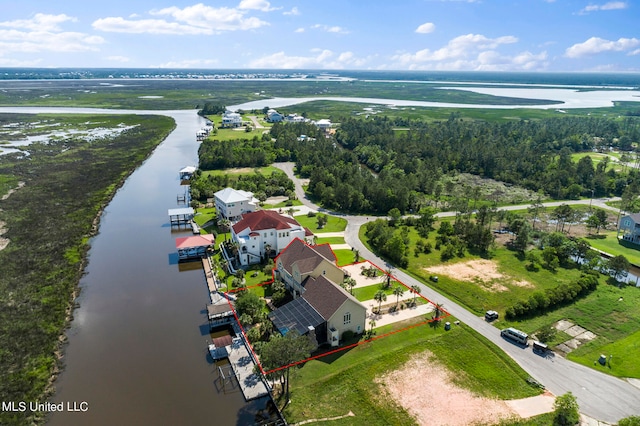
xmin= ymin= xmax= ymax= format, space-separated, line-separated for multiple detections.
xmin=197 ymin=113 xmax=640 ymax=214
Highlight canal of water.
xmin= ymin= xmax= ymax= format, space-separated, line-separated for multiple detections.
xmin=2 ymin=109 xmax=276 ymax=425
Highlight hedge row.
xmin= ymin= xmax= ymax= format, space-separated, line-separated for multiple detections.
xmin=505 ymin=273 xmax=599 ymax=319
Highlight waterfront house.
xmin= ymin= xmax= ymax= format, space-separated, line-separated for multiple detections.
xmin=619 ymin=213 xmax=640 ymax=245
xmin=231 ymin=211 xmax=313 ymax=266
xmin=221 ymin=110 xmax=242 ymax=128
xmin=269 ymin=238 xmax=366 ymax=346
xmin=266 ymin=109 xmax=284 ymax=123
xmin=214 ymin=187 xmax=259 ymax=222
xmin=284 ymin=113 xmax=306 ymax=123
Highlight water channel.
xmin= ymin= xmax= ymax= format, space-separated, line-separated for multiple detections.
xmin=0 ymin=108 xmax=271 ymax=425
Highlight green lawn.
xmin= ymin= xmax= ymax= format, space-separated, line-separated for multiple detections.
xmin=586 ymin=231 xmax=640 ymax=266
xmin=571 ymin=152 xmax=622 ymax=172
xmin=294 ymin=213 xmax=348 ymax=233
xmin=193 ymin=207 xmax=217 ymax=231
xmin=203 ymin=114 xmax=270 ymax=141
xmin=283 ymin=321 xmax=542 ymax=425
xmin=261 ymin=199 xmax=303 ymax=208
xmin=569 ymin=329 xmax=640 ymax=378
xmin=333 ymin=249 xmax=358 ymax=266
xmin=315 ymin=236 xmax=346 ymax=245
xmin=360 ymin=217 xmax=640 ymax=378
xmin=201 ymin=165 xmax=280 ymax=177
xmin=352 ymin=283 xmax=395 ymax=302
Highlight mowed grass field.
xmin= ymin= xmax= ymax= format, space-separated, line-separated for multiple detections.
xmin=360 ymin=219 xmax=640 ymax=378
xmin=294 ymin=213 xmax=348 ymax=233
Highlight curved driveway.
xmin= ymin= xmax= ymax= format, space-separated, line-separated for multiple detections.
xmin=274 ymin=162 xmax=640 ymax=424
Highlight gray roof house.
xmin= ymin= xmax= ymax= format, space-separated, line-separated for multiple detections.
xmin=269 ymin=238 xmax=367 ymax=347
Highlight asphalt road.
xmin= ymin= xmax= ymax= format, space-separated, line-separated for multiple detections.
xmin=274 ymin=162 xmax=640 ymax=423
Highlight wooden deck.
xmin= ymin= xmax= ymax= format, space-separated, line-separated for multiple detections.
xmin=227 ymin=338 xmax=269 ymax=401
xmin=202 ymin=257 xmax=217 ymax=295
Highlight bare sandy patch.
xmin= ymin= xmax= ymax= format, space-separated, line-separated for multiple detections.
xmin=0 ymin=181 xmax=25 ymax=251
xmin=0 ymin=221 xmax=8 ymax=251
xmin=377 ymin=352 xmax=516 ymax=426
xmin=426 ymin=259 xmax=532 ymax=292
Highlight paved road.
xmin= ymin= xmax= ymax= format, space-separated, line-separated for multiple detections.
xmin=274 ymin=161 xmax=640 ymax=423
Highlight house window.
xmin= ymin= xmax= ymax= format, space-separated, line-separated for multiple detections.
xmin=264 ymin=233 xmax=267 ymax=237
xmin=343 ymin=312 xmax=351 ymax=325
xmin=270 ymin=232 xmax=274 ymax=236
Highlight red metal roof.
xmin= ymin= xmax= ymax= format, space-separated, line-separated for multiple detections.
xmin=175 ymin=234 xmax=215 ymax=249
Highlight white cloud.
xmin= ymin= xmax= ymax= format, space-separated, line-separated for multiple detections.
xmin=415 ymin=22 xmax=436 ymax=34
xmin=394 ymin=33 xmax=517 ymax=64
xmin=238 ymin=0 xmax=279 ymax=12
xmin=0 ymin=14 xmax=104 ymax=56
xmin=310 ymin=24 xmax=349 ymax=34
xmin=390 ymin=33 xmax=548 ymax=70
xmin=294 ymin=27 xmax=305 ymax=33
xmin=93 ymin=4 xmax=269 ymax=35
xmin=565 ymin=36 xmax=640 ymax=57
xmin=580 ymin=1 xmax=627 ymax=13
xmin=283 ymin=7 xmax=300 ymax=16
xmin=0 ymin=13 xmax=76 ymax=32
xmin=249 ymin=49 xmax=370 ymax=69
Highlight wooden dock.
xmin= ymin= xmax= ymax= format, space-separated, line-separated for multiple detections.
xmin=227 ymin=337 xmax=269 ymax=401
xmin=202 ymin=257 xmax=217 ymax=295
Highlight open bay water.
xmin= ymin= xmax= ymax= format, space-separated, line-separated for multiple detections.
xmin=0 ymin=108 xmax=271 ymax=425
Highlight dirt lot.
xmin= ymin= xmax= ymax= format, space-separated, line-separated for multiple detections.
xmin=377 ymin=352 xmax=520 ymax=426
xmin=425 ymin=259 xmax=532 ymax=292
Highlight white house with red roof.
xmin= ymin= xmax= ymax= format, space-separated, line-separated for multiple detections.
xmin=231 ymin=210 xmax=314 ymax=266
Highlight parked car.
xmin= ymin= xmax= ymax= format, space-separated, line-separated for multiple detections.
xmin=485 ymin=310 xmax=499 ymax=321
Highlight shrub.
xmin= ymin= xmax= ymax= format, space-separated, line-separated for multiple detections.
xmin=342 ymin=330 xmax=355 ymax=342
xmin=505 ymin=273 xmax=599 ymax=320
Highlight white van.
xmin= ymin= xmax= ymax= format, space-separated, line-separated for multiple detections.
xmin=501 ymin=327 xmax=528 ymax=345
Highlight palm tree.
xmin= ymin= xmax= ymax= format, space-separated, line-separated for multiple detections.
xmin=410 ymin=284 xmax=421 ymax=305
xmin=374 ymin=290 xmax=387 ymax=314
xmin=342 ymin=277 xmax=356 ymax=295
xmin=382 ymin=268 xmax=393 ymax=289
xmin=353 ymin=249 xmax=360 ymax=263
xmin=393 ymin=285 xmax=405 ymax=308
xmin=433 ymin=302 xmax=444 ymax=321
xmin=367 ymin=318 xmax=377 ymax=338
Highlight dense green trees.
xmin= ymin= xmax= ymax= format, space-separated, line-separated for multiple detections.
xmin=190 ymin=169 xmax=294 ymax=202
xmin=258 ymin=331 xmax=315 ymax=404
xmin=198 ymin=135 xmax=282 ymax=169
xmin=505 ymin=273 xmax=599 ymax=319
xmin=197 ymin=113 xmax=640 ymax=215
xmin=299 ymin=115 xmax=638 ymax=213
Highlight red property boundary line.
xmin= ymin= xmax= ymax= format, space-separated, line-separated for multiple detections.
xmin=222 ymin=257 xmax=450 ymax=377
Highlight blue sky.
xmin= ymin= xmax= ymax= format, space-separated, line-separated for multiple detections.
xmin=1 ymin=0 xmax=638 ymax=71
